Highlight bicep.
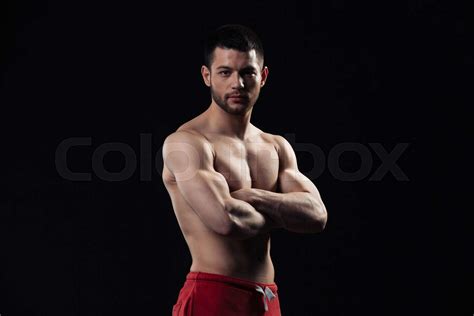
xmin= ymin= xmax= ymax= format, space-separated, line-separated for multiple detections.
xmin=162 ymin=132 xmax=234 ymax=235
xmin=278 ymin=168 xmax=322 ymax=199
xmin=175 ymin=168 xmax=235 ymax=234
xmin=276 ymin=136 xmax=321 ymax=197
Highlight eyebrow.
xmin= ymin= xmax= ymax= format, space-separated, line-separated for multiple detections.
xmin=215 ymin=66 xmax=258 ymax=71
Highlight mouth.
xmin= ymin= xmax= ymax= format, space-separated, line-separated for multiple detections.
xmin=227 ymin=94 xmax=249 ymax=100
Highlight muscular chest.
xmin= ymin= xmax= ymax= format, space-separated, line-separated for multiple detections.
xmin=212 ymin=139 xmax=280 ymax=192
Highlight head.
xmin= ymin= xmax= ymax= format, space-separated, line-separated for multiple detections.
xmin=201 ymin=24 xmax=269 ymax=116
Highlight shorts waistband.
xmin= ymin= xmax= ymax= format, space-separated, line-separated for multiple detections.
xmin=186 ymin=271 xmax=278 ymax=291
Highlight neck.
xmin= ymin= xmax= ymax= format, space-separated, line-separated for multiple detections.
xmin=205 ymin=101 xmax=253 ymax=140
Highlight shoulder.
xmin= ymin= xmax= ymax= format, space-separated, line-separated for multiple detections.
xmin=257 ymin=131 xmax=293 ymax=154
xmin=258 ymin=133 xmax=297 ymax=170
xmin=163 ymin=129 xmax=213 ymax=155
xmin=247 ymin=123 xmax=291 ymax=150
xmin=164 ymin=128 xmax=204 ymax=143
xmin=162 ymin=129 xmax=215 ymax=170
xmin=248 ymin=125 xmax=282 ymax=145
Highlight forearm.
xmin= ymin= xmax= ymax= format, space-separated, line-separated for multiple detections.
xmin=223 ymin=198 xmax=276 ymax=240
xmin=250 ymin=189 xmax=327 ymax=233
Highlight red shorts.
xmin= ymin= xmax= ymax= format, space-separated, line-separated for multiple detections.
xmin=172 ymin=271 xmax=281 ymax=316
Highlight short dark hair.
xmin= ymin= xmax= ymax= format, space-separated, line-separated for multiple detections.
xmin=204 ymin=24 xmax=264 ymax=69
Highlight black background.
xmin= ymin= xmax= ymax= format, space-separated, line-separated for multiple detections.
xmin=1 ymin=0 xmax=471 ymax=315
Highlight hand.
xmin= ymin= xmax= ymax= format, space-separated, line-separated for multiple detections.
xmin=231 ymin=188 xmax=284 ymax=232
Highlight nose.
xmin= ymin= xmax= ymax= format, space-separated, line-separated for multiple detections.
xmin=230 ymin=72 xmax=245 ymax=89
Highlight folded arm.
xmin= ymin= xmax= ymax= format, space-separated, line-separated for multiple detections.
xmin=231 ymin=135 xmax=328 ymax=233
xmin=162 ymin=130 xmax=274 ymax=239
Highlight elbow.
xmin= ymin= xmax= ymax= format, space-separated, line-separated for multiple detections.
xmin=212 ymin=211 xmax=244 ymax=237
xmin=218 ymin=219 xmax=247 ymax=239
xmin=209 ymin=199 xmax=238 ymax=236
xmin=214 ymin=218 xmax=236 ymax=236
xmin=219 ymin=214 xmax=262 ymax=240
xmin=310 ymin=200 xmax=328 ymax=233
xmin=315 ymin=210 xmax=328 ymax=233
xmin=310 ymin=211 xmax=327 ymax=233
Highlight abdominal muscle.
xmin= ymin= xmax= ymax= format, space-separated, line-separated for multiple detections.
xmin=188 ymin=232 xmax=275 ymax=284
xmin=166 ymin=182 xmax=275 ymax=284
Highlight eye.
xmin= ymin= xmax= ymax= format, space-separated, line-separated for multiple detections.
xmin=219 ymin=70 xmax=231 ymax=76
xmin=242 ymin=71 xmax=257 ymax=77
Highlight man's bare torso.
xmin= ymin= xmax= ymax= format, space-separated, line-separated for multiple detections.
xmin=162 ymin=113 xmax=281 ymax=283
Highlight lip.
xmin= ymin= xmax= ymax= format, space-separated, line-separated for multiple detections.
xmin=227 ymin=95 xmax=247 ymax=99
xmin=227 ymin=96 xmax=247 ymax=103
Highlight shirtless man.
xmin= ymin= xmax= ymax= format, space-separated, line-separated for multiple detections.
xmin=162 ymin=25 xmax=328 ymax=316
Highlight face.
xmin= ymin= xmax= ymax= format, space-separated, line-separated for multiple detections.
xmin=201 ymin=47 xmax=269 ymax=116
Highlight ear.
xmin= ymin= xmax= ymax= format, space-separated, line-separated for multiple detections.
xmin=260 ymin=66 xmax=269 ymax=87
xmin=201 ymin=65 xmax=211 ymax=87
